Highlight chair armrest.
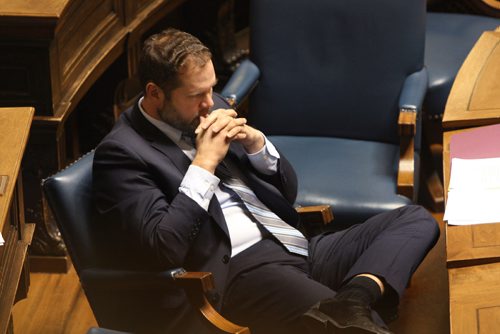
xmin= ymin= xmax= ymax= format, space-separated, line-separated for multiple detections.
xmin=396 ymin=68 xmax=427 ymax=200
xmin=296 ymin=205 xmax=334 ymax=238
xmin=398 ymin=68 xmax=428 ymax=136
xmin=220 ymin=59 xmax=260 ymax=107
xmin=172 ymin=269 xmax=250 ymax=334
xmin=81 ymin=268 xmax=250 ymax=334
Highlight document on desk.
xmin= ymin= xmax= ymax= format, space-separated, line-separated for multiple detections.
xmin=444 ymin=157 xmax=500 ymax=225
xmin=0 ymin=233 xmax=4 ymax=246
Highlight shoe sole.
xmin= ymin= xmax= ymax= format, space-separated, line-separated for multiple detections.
xmin=302 ymin=307 xmax=384 ymax=334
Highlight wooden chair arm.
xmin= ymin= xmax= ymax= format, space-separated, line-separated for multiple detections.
xmin=296 ymin=205 xmax=334 ymax=237
xmin=397 ymin=109 xmax=417 ymax=199
xmin=398 ymin=108 xmax=417 ymax=137
xmin=172 ymin=270 xmax=250 ymax=334
xmin=296 ymin=205 xmax=334 ymax=224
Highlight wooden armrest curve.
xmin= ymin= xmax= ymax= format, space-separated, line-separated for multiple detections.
xmin=174 ymin=271 xmax=250 ymax=334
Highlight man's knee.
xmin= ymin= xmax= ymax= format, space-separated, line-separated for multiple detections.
xmin=397 ymin=205 xmax=440 ymax=242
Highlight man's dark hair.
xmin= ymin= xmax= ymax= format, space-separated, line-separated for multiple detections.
xmin=139 ymin=28 xmax=212 ymax=97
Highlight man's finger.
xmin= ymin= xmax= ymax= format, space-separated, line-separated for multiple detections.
xmin=226 ymin=125 xmax=247 ymax=138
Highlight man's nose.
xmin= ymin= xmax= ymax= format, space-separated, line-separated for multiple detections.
xmin=202 ymin=93 xmax=214 ymax=110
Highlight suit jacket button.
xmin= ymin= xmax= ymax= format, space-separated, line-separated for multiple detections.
xmin=222 ymin=255 xmax=230 ymax=264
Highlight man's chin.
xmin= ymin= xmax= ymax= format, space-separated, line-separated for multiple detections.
xmin=189 ymin=119 xmax=201 ymax=133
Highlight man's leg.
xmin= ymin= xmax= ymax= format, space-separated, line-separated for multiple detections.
xmin=221 ymin=206 xmax=439 ymax=334
xmin=309 ymin=205 xmax=439 ymax=298
xmin=221 ymin=239 xmax=336 ymax=334
xmin=304 ymin=205 xmax=440 ymax=332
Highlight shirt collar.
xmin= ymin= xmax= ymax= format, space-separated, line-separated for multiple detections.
xmin=137 ymin=96 xmax=183 ymax=144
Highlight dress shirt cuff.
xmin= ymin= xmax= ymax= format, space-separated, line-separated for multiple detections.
xmin=246 ymin=134 xmax=280 ymax=175
xmin=179 ymin=165 xmax=220 ymax=211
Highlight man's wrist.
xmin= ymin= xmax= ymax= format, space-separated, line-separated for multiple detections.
xmin=243 ymin=130 xmax=265 ymax=154
xmin=192 ymin=156 xmax=218 ymax=174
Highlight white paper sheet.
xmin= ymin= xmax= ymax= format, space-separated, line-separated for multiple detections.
xmin=445 ymin=158 xmax=500 ymax=226
xmin=0 ymin=233 xmax=4 ymax=246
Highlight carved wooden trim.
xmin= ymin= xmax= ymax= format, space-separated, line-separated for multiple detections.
xmin=443 ymin=31 xmax=500 ymax=129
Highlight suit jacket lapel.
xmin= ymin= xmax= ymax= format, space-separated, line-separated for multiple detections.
xmin=126 ymin=102 xmax=230 ymax=237
xmin=128 ymin=102 xmax=191 ymax=175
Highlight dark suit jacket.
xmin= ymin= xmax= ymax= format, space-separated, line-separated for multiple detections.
xmin=92 ymin=96 xmax=300 ymax=331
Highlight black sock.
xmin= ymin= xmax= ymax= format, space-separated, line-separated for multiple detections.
xmin=335 ymin=276 xmax=383 ymax=306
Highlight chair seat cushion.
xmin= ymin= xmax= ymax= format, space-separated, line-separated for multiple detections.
xmin=425 ymin=12 xmax=500 ymax=117
xmin=270 ymin=136 xmax=415 ymax=227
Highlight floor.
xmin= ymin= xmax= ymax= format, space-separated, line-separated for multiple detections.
xmin=12 ymin=213 xmax=448 ymax=334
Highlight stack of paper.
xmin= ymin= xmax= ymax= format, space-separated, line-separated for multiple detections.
xmin=444 ymin=157 xmax=500 ymax=225
xmin=444 ymin=123 xmax=500 ymax=226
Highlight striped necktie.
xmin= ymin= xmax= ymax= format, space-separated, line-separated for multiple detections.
xmin=216 ymin=160 xmax=309 ymax=256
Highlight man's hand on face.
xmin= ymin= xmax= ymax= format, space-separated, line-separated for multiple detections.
xmin=192 ymin=108 xmax=247 ymax=174
xmin=191 ymin=108 xmax=267 ymax=174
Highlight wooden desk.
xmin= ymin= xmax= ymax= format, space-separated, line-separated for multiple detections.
xmin=443 ymin=29 xmax=500 ymax=334
xmin=0 ymin=107 xmax=36 ymax=334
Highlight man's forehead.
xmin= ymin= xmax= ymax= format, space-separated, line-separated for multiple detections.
xmin=178 ymin=61 xmax=216 ymax=89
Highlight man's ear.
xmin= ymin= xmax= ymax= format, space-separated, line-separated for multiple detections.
xmin=146 ymin=82 xmax=163 ymax=100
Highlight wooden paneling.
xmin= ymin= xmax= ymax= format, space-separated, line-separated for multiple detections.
xmin=0 ymin=0 xmax=186 ymax=271
xmin=443 ymin=27 xmax=500 ymax=334
xmin=443 ymin=31 xmax=500 ymax=129
xmin=449 ymin=263 xmax=500 ymax=334
xmin=0 ymin=107 xmax=36 ymax=334
xmin=50 ymin=0 xmax=125 ymax=118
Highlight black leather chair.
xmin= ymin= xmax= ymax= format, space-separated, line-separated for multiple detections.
xmin=42 ymin=126 xmax=331 ymax=332
xmin=42 ymin=151 xmax=251 ymax=334
xmin=221 ymin=0 xmax=428 ymax=228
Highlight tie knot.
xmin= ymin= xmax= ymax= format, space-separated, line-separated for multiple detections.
xmin=181 ymin=132 xmax=196 ymax=147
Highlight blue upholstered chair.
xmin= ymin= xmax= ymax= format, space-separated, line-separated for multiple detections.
xmin=221 ymin=0 xmax=428 ymax=228
xmin=42 ymin=151 xmax=250 ymax=334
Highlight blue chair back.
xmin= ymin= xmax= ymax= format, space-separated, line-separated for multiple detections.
xmin=249 ymin=0 xmax=426 ymax=149
xmin=43 ymin=152 xmax=101 ymax=271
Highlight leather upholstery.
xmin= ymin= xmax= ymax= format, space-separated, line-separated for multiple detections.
xmin=248 ymin=0 xmax=425 ymax=144
xmin=425 ymin=12 xmax=500 ymax=117
xmin=42 ymin=152 xmax=196 ymax=333
xmin=269 ymin=136 xmax=414 ymax=228
xmin=222 ymin=0 xmax=427 ymax=226
xmin=221 ymin=59 xmax=260 ymax=106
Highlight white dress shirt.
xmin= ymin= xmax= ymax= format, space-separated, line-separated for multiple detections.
xmin=138 ymin=98 xmax=281 ymax=256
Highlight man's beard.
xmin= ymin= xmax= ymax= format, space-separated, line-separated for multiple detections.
xmin=158 ymin=104 xmax=201 ymax=135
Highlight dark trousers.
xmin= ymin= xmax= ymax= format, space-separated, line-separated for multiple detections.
xmin=221 ymin=205 xmax=440 ymax=334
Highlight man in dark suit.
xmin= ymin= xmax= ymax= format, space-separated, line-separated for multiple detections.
xmin=93 ymin=28 xmax=440 ymax=334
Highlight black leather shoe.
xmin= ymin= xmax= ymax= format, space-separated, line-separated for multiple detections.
xmin=302 ymin=298 xmax=394 ymax=334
